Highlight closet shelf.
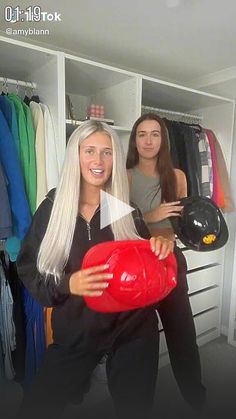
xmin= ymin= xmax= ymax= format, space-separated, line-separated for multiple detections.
xmin=66 ymin=119 xmax=131 ymax=133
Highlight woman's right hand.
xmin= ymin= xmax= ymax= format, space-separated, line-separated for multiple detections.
xmin=69 ymin=264 xmax=113 ymax=297
xmin=153 ymin=201 xmax=184 ymax=222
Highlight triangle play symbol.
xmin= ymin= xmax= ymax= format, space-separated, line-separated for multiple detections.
xmin=100 ymin=190 xmax=135 ymax=229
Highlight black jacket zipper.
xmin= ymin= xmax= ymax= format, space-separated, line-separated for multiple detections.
xmin=87 ymin=222 xmax=91 ymax=240
xmin=78 ymin=207 xmax=100 ymax=241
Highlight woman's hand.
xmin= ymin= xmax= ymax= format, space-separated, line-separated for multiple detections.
xmin=150 ymin=236 xmax=174 ymax=259
xmin=153 ymin=201 xmax=183 ymax=222
xmin=144 ymin=201 xmax=183 ymax=224
xmin=69 ymin=264 xmax=113 ymax=297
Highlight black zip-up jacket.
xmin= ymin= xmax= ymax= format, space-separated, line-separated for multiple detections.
xmin=16 ymin=190 xmax=158 ymax=351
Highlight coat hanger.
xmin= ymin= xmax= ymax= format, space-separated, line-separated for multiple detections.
xmin=16 ymin=79 xmax=19 ymax=96
xmin=30 ymin=81 xmax=40 ymax=103
xmin=1 ymin=77 xmax=8 ymax=95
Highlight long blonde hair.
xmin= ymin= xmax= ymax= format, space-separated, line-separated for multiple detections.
xmin=38 ymin=120 xmax=141 ymax=281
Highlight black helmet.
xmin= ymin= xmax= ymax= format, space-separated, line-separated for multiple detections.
xmin=171 ymin=196 xmax=229 ymax=251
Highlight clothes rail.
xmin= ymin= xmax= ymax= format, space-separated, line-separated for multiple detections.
xmin=0 ymin=76 xmax=37 ymax=89
xmin=142 ymin=105 xmax=203 ymax=122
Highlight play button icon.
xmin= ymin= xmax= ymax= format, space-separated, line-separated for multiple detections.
xmin=100 ymin=190 xmax=135 ymax=229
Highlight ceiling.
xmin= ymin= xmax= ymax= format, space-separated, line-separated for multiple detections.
xmin=1 ymin=0 xmax=236 ymax=87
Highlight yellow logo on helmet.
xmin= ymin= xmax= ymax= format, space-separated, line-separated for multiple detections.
xmin=202 ymin=234 xmax=217 ymax=245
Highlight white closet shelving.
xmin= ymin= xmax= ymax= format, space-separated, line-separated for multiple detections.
xmin=1 ymin=35 xmax=235 ymax=365
xmin=228 ymin=250 xmax=236 ymax=346
xmin=0 ymin=36 xmax=66 ymax=170
xmin=64 ymin=53 xmax=141 ymax=153
xmin=191 ymin=77 xmax=236 ymax=348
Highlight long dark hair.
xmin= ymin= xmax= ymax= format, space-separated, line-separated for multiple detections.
xmin=126 ymin=113 xmax=177 ymax=202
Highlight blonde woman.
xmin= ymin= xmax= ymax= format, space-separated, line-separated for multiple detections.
xmin=17 ymin=120 xmax=173 ymax=419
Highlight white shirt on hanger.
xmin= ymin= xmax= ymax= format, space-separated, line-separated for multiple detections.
xmin=40 ymin=103 xmax=60 ymax=191
xmin=29 ymin=101 xmax=47 ymax=207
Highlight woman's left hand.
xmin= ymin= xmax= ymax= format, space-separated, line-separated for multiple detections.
xmin=150 ymin=236 xmax=174 ymax=260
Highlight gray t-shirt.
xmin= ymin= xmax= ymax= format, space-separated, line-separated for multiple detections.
xmin=129 ymin=166 xmax=172 ymax=230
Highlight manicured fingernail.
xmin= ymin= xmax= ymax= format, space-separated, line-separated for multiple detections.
xmin=155 ymin=250 xmax=159 ymax=256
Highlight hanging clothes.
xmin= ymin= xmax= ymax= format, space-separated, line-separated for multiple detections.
xmin=180 ymin=122 xmax=202 ymax=196
xmin=0 ymin=94 xmax=20 ymax=157
xmin=204 ymin=129 xmax=225 ymax=208
xmin=0 ymin=110 xmax=31 ymax=241
xmin=22 ymin=286 xmax=46 ymax=387
xmin=40 ymin=103 xmax=59 ymax=191
xmin=1 ymin=91 xmax=46 ymax=387
xmin=205 ymin=129 xmax=234 ymax=211
xmin=204 ymin=132 xmax=214 ymax=196
xmin=166 ymin=120 xmax=202 ymax=196
xmin=7 ymin=95 xmax=29 ymax=190
xmin=163 ymin=118 xmax=180 ymax=168
xmin=8 ymin=261 xmax=26 ymax=382
xmin=0 ymin=334 xmax=4 ymax=383
xmin=214 ymin=138 xmax=234 ymax=211
xmin=141 ymin=112 xmax=233 ymax=209
xmin=8 ymin=93 xmax=37 ymax=214
xmin=0 ymin=254 xmax=16 ymax=380
xmin=0 ymin=162 xmax=12 ymax=239
xmin=198 ymin=130 xmax=211 ymax=197
xmin=29 ymin=101 xmax=47 ymax=207
xmin=162 ymin=118 xmax=232 ymax=206
xmin=21 ymin=100 xmax=37 ymax=214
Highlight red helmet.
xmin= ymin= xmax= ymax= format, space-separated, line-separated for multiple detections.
xmin=82 ymin=240 xmax=177 ymax=312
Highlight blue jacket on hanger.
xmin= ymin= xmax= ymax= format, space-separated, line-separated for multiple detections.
xmin=0 ymin=110 xmax=31 ymax=240
xmin=0 ymin=95 xmax=20 ymax=157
